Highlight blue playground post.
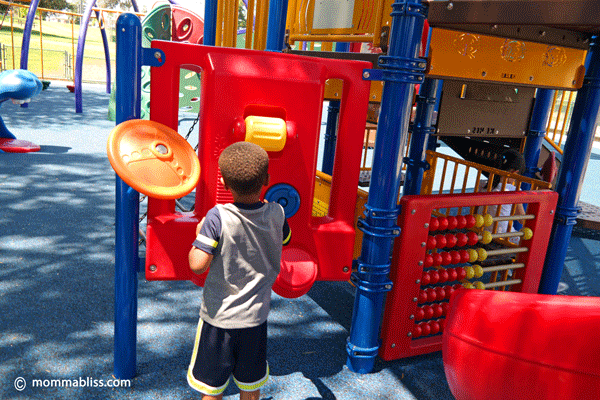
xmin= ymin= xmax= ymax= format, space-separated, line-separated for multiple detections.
xmin=539 ymin=36 xmax=600 ymax=295
xmin=403 ymin=77 xmax=439 ymax=196
xmin=522 ymin=88 xmax=555 ymax=189
xmin=203 ymin=0 xmax=219 ymax=46
xmin=265 ymin=0 xmax=289 ymax=51
xmin=346 ymin=0 xmax=426 ymax=374
xmin=113 ymin=13 xmax=143 ymax=380
xmin=322 ymin=43 xmax=351 ymax=175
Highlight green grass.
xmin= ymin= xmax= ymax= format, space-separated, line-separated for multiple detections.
xmin=1 ymin=17 xmax=117 ymax=80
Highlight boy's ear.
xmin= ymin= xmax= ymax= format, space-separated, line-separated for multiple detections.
xmin=220 ymin=177 xmax=229 ymax=190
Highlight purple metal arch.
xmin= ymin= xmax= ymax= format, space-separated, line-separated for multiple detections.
xmin=18 ymin=0 xmax=41 ymax=107
xmin=75 ymin=1 xmax=140 ymax=113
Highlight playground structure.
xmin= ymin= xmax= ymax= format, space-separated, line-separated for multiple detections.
xmin=0 ymin=69 xmax=42 ymax=152
xmin=108 ymin=0 xmax=600 ymax=390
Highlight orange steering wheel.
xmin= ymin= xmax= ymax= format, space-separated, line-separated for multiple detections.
xmin=107 ymin=119 xmax=200 ymax=200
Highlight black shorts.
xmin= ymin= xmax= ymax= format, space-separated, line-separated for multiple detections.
xmin=187 ymin=319 xmax=269 ymax=396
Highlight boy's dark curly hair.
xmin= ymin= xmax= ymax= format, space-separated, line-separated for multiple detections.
xmin=488 ymin=148 xmax=526 ymax=189
xmin=218 ymin=142 xmax=269 ymax=195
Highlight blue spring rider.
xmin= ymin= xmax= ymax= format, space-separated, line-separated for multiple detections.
xmin=0 ymin=69 xmax=43 ymax=153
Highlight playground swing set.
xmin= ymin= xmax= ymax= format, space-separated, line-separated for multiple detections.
xmin=104 ymin=0 xmax=600 ymax=399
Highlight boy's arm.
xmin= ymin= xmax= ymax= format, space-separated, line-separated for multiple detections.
xmin=189 ymin=247 xmax=213 ymax=275
xmin=189 ymin=211 xmax=221 ymax=275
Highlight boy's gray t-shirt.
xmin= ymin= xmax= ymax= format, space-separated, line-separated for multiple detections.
xmin=197 ymin=202 xmax=285 ymax=329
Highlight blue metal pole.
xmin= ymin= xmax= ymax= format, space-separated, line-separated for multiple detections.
xmin=539 ymin=37 xmax=600 ymax=294
xmin=322 ymin=43 xmax=350 ymax=175
xmin=346 ymin=0 xmax=426 ymax=374
xmin=522 ymin=88 xmax=555 ymax=189
xmin=114 ymin=13 xmax=143 ymax=380
xmin=203 ymin=0 xmax=219 ymax=46
xmin=403 ymin=77 xmax=439 ymax=196
xmin=265 ymin=0 xmax=289 ymax=51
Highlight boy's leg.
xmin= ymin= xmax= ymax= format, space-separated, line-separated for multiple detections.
xmin=239 ymin=390 xmax=260 ymax=400
xmin=202 ymin=395 xmax=223 ymax=400
xmin=188 ymin=319 xmax=234 ymax=397
xmin=231 ymin=321 xmax=269 ymax=394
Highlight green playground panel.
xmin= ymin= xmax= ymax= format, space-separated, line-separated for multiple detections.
xmin=108 ymin=3 xmax=202 ymax=120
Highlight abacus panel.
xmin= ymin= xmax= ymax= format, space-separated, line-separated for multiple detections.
xmin=379 ymin=190 xmax=558 ymax=361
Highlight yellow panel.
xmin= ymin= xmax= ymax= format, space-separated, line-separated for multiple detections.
xmin=286 ymin=0 xmax=394 ymax=46
xmin=427 ymin=28 xmax=587 ymax=90
xmin=324 ymin=79 xmax=383 ymax=102
xmin=245 ymin=116 xmax=287 ymax=152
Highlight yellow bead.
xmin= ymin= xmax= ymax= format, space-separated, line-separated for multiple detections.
xmin=477 ymin=248 xmax=488 ymax=261
xmin=474 ymin=265 xmax=484 ymax=278
xmin=481 ymin=231 xmax=492 ymax=244
xmin=521 ymin=227 xmax=533 ymax=240
xmin=474 ymin=281 xmax=486 ymax=290
xmin=484 ymin=214 xmax=494 ymax=227
xmin=464 ymin=266 xmax=475 ymax=279
xmin=462 ymin=282 xmax=475 ymax=289
xmin=474 ymin=214 xmax=484 ymax=228
xmin=469 ymin=249 xmax=478 ymax=263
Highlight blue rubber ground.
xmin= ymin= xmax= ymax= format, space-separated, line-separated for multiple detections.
xmin=1 ymin=83 xmax=599 ymax=399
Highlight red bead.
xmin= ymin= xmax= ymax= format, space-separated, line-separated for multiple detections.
xmin=424 ymin=254 xmax=434 ymax=268
xmin=441 ymin=252 xmax=452 ymax=265
xmin=445 ymin=233 xmax=458 ymax=248
xmin=432 ymin=252 xmax=443 ymax=266
xmin=433 ymin=304 xmax=444 ymax=318
xmin=441 ymin=302 xmax=450 ymax=316
xmin=459 ymin=249 xmax=471 ymax=263
xmin=456 ymin=267 xmax=467 ymax=281
xmin=453 ymin=283 xmax=463 ymax=290
xmin=450 ymin=250 xmax=462 ymax=265
xmin=447 ymin=216 xmax=458 ymax=230
xmin=412 ymin=325 xmax=422 ymax=338
xmin=418 ymin=290 xmax=428 ymax=304
xmin=429 ymin=270 xmax=440 ymax=285
xmin=435 ymin=286 xmax=446 ymax=300
xmin=444 ymin=285 xmax=454 ymax=299
xmin=426 ymin=287 xmax=437 ymax=302
xmin=467 ymin=231 xmax=479 ymax=246
xmin=423 ymin=305 xmax=434 ymax=320
xmin=435 ymin=234 xmax=447 ymax=248
xmin=420 ymin=322 xmax=431 ymax=336
xmin=427 ymin=235 xmax=437 ymax=249
xmin=446 ymin=267 xmax=458 ymax=281
xmin=438 ymin=269 xmax=449 ymax=283
xmin=437 ymin=217 xmax=448 ymax=231
xmin=421 ymin=271 xmax=431 ymax=286
xmin=456 ymin=233 xmax=468 ymax=247
xmin=465 ymin=214 xmax=476 ymax=229
xmin=430 ymin=320 xmax=441 ymax=335
xmin=456 ymin=215 xmax=467 ymax=229
xmin=429 ymin=216 xmax=439 ymax=231
xmin=415 ymin=307 xmax=425 ymax=321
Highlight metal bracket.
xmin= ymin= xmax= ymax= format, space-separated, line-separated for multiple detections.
xmin=142 ymin=48 xmax=166 ymax=67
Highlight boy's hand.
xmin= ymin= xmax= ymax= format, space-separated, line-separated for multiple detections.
xmin=196 ymin=217 xmax=205 ymax=236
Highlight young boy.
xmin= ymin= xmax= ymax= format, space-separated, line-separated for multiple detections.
xmin=187 ymin=141 xmax=291 ymax=400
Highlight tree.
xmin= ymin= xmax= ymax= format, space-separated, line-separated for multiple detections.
xmin=238 ymin=2 xmax=246 ymax=29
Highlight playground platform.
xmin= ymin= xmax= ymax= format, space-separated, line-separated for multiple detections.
xmin=1 ymin=82 xmax=599 ymax=399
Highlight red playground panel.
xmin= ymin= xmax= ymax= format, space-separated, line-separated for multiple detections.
xmin=444 ymin=290 xmax=600 ymax=400
xmin=144 ymin=41 xmax=371 ymax=296
xmin=379 ymin=190 xmax=559 ymax=360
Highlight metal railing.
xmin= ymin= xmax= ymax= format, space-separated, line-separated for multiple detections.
xmin=0 ymin=0 xmax=140 ymax=83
